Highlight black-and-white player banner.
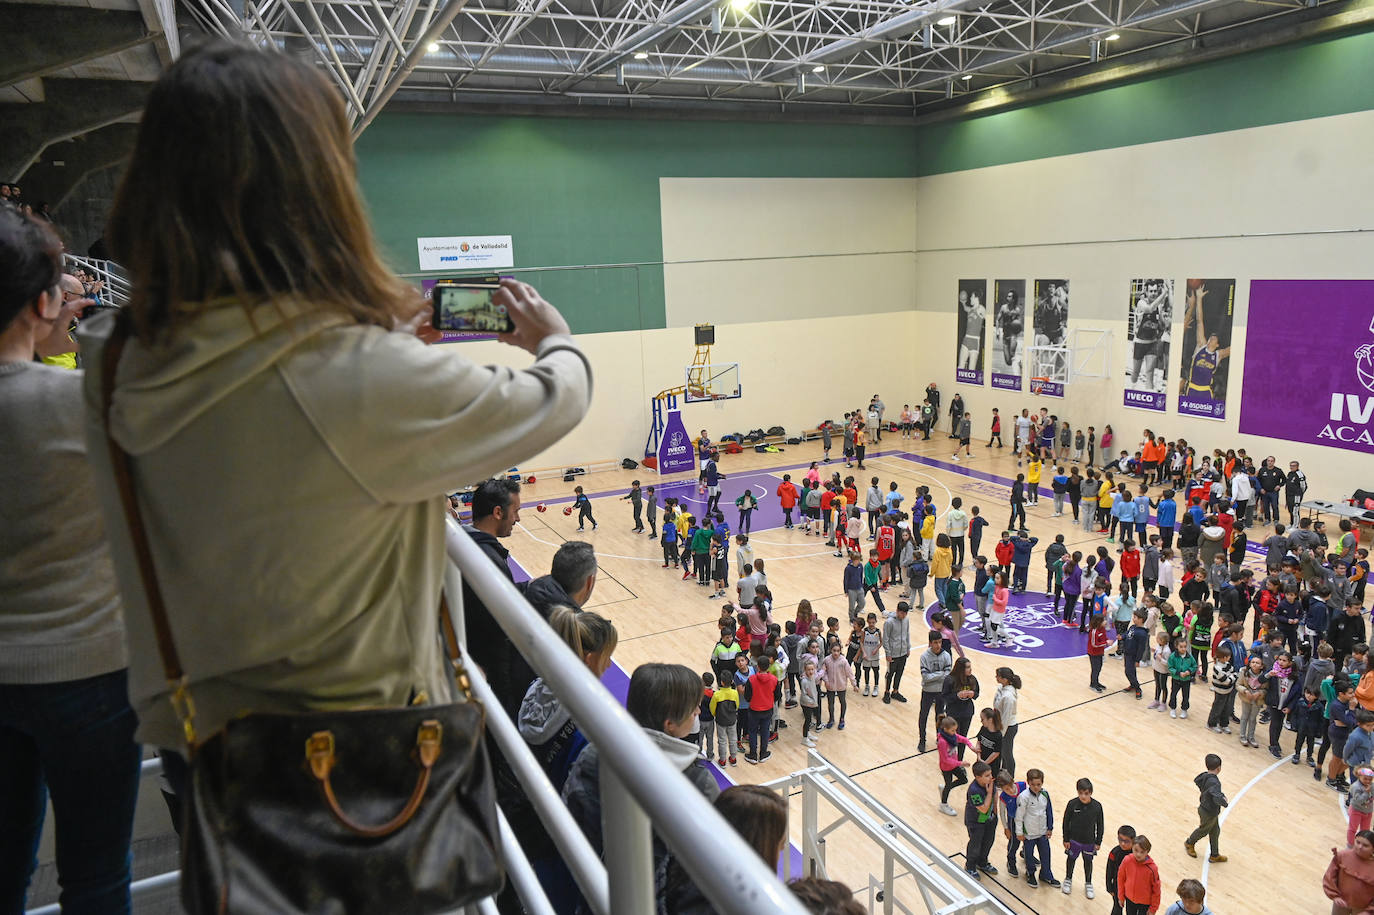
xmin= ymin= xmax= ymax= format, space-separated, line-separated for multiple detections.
xmin=1123 ymin=278 xmax=1173 ymax=412
xmin=991 ymin=279 xmax=1025 ymax=391
xmin=955 ymin=280 xmax=987 ymax=386
xmin=1031 ymin=279 xmax=1069 ymax=397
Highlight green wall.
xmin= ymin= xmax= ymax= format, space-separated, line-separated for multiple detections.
xmin=355 ymin=115 xmax=917 ymax=334
xmin=914 ymin=27 xmax=1374 ymax=175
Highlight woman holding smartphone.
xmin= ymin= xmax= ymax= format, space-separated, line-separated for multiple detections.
xmin=80 ymin=41 xmax=593 ymax=803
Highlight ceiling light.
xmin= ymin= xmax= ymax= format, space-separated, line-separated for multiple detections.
xmin=633 ymin=51 xmax=649 ymax=59
xmin=427 ymin=42 xmax=439 ymax=53
xmin=811 ymin=65 xmax=825 ymax=73
xmin=961 ymin=73 xmax=972 ymax=81
xmin=731 ymin=0 xmax=751 ymax=10
xmin=937 ymin=15 xmax=956 ymax=26
xmin=1106 ymin=32 xmax=1120 ymax=40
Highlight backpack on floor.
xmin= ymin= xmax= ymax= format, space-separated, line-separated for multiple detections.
xmin=621 ymin=458 xmax=638 ymax=470
xmin=767 ymin=426 xmax=785 ymax=437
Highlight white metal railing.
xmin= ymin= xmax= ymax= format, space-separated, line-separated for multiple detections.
xmin=759 ymin=751 xmax=1014 ymax=915
xmin=63 ymin=255 xmax=130 ymax=308
xmin=445 ymin=521 xmax=811 ymax=915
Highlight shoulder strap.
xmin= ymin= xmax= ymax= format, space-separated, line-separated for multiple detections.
xmin=101 ymin=315 xmax=198 ymax=746
xmin=101 ymin=315 xmax=185 ymax=686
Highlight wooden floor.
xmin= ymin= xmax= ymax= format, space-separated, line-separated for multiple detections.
xmin=504 ymin=433 xmax=1337 ymax=914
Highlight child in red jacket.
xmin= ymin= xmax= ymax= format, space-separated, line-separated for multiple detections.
xmin=995 ymin=532 xmax=1015 ymax=571
xmin=1088 ymin=612 xmax=1111 ymax=692
xmin=1120 ymin=540 xmax=1142 ymax=599
xmin=1117 ymin=835 xmax=1161 ymax=915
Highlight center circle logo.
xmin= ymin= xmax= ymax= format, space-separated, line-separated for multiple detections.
xmin=929 ymin=593 xmax=1091 ymax=660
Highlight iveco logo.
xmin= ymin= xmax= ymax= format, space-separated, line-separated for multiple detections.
xmin=670 ymin=432 xmax=684 ymax=448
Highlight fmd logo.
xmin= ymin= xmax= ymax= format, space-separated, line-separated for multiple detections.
xmin=439 ymin=256 xmax=459 ymax=262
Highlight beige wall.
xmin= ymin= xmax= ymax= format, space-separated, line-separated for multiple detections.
xmin=449 ymin=310 xmax=920 ymax=475
xmin=661 ymin=177 xmax=918 ymax=326
xmin=912 ymin=108 xmax=1374 ymax=489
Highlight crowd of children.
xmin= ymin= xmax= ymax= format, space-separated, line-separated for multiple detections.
xmin=575 ymin=401 xmax=1367 ymax=911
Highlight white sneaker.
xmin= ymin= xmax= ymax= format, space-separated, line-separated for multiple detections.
xmin=1170 ymin=709 xmax=1177 ymax=718
xmin=939 ymin=803 xmax=957 ymax=816
xmin=951 ymin=455 xmax=960 ymax=462
xmin=862 ymin=686 xmax=870 ymax=697
xmin=1179 ymin=710 xmax=1189 ymax=719
xmin=1062 ymin=878 xmax=1072 ymax=895
xmin=1085 ymin=883 xmax=1095 ymax=899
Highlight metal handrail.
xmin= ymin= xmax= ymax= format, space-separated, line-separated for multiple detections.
xmin=63 ymin=254 xmax=130 ymax=308
xmin=445 ymin=522 xmax=810 ymax=915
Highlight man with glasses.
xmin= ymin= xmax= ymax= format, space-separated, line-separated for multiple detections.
xmin=35 ymin=274 xmax=89 ymax=369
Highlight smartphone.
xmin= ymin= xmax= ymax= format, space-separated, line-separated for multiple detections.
xmin=431 ymin=277 xmax=514 ymax=334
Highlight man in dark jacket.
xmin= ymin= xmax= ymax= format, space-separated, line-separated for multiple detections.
xmin=1329 ymin=600 xmax=1369 ymax=672
xmin=1185 ymin=754 xmax=1228 ymax=863
xmin=1257 ymin=458 xmax=1284 ymax=523
xmin=461 ymin=479 xmax=522 ymax=714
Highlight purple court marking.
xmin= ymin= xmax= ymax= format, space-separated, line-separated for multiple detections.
xmin=920 ymin=592 xmax=1109 ymax=661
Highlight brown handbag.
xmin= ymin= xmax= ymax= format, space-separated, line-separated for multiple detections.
xmin=100 ymin=313 xmax=504 ymax=914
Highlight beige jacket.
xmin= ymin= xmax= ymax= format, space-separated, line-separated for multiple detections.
xmin=79 ymin=303 xmax=591 ymax=749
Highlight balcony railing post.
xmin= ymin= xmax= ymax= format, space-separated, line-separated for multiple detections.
xmin=599 ymin=766 xmax=655 ymax=914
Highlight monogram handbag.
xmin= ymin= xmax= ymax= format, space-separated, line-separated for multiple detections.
xmin=100 ymin=315 xmax=503 ymax=914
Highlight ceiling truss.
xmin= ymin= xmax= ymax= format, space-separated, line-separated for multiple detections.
xmin=180 ymin=0 xmax=1349 ymax=124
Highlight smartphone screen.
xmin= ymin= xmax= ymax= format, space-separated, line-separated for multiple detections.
xmin=431 ymin=279 xmax=514 ymax=333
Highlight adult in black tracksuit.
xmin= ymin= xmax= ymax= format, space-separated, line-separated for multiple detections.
xmin=1284 ymin=463 xmax=1308 ymax=525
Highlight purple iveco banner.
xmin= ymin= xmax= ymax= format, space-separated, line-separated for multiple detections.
xmin=955 ymin=279 xmax=987 ymax=386
xmin=1240 ymin=280 xmax=1374 ymax=454
xmin=1176 ymin=278 xmax=1236 ymax=420
xmin=991 ymin=279 xmax=1025 ymax=391
xmin=657 ymin=409 xmax=698 ymax=475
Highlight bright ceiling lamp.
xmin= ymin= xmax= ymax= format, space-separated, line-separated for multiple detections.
xmin=811 ymin=65 xmax=824 ymax=73
xmin=427 ymin=42 xmax=440 ymax=52
xmin=1106 ymin=32 xmax=1121 ymax=40
xmin=936 ymin=15 xmax=956 ymax=25
xmin=634 ymin=51 xmax=649 ymax=59
xmin=731 ymin=0 xmax=751 ymax=10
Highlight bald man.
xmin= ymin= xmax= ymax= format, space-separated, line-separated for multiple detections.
xmin=35 ymin=274 xmax=87 ymax=368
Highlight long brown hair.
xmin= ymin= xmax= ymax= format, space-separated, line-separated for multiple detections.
xmin=109 ymin=40 xmax=415 ymax=342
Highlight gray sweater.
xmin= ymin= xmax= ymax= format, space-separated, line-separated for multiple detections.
xmin=0 ymin=362 xmax=125 ymax=683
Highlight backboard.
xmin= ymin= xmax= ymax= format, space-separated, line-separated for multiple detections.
xmin=684 ymin=363 xmax=742 ymax=402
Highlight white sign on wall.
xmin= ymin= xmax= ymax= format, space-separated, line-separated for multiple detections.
xmin=417 ymin=235 xmax=515 ymax=271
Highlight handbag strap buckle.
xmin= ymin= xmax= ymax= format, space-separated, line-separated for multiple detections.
xmin=306 ymin=731 xmax=335 ymax=780
xmin=416 ymin=720 xmax=443 ymax=767
xmin=169 ymin=676 xmax=199 ymax=747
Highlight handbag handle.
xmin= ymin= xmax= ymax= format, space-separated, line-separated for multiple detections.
xmin=306 ymin=721 xmax=443 ymax=838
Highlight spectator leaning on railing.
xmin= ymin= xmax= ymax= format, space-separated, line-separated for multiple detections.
xmin=77 ymin=37 xmax=593 ymax=827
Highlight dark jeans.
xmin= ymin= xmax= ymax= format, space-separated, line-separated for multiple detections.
xmin=965 ymin=819 xmax=997 ymax=870
xmin=1008 ymin=503 xmax=1026 ymax=531
xmin=747 ymin=708 xmax=773 ymax=758
xmin=1022 ymin=835 xmax=1054 ymax=880
xmin=918 ymin=690 xmax=945 ymax=744
xmin=950 ymin=536 xmax=965 ymax=567
xmin=1089 ymin=653 xmax=1105 ymax=688
xmin=1124 ymin=655 xmax=1141 ymax=693
xmin=825 ymin=690 xmax=848 ymax=726
xmin=0 ymin=669 xmax=141 ymax=915
xmin=885 ymin=656 xmax=907 ymax=694
xmin=941 ymin=767 xmax=969 ymax=803
xmin=1002 ymin=723 xmax=1018 ymax=778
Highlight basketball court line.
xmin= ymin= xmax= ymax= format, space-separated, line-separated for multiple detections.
xmin=797 ymin=689 xmax=1123 ymax=796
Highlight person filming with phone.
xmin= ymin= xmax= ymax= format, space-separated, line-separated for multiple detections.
xmin=74 ymin=39 xmax=593 ymax=908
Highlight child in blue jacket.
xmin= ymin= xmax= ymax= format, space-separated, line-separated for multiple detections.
xmin=1012 ymin=533 xmax=1039 ymax=594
